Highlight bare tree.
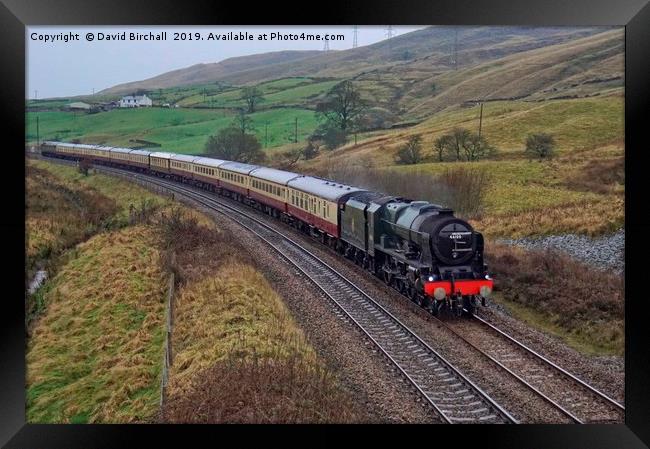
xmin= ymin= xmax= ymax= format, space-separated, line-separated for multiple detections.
xmin=316 ymin=80 xmax=367 ymax=132
xmin=242 ymin=86 xmax=264 ymax=113
xmin=395 ymin=135 xmax=424 ymax=165
xmin=233 ymin=109 xmax=255 ymax=135
xmin=434 ymin=134 xmax=453 ymax=162
xmin=462 ymin=134 xmax=496 ymax=161
xmin=448 ymin=127 xmax=471 ymax=161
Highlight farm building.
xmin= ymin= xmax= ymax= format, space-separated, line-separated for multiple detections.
xmin=119 ymin=94 xmax=152 ymax=108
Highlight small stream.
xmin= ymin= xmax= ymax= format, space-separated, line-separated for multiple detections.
xmin=28 ymin=270 xmax=48 ymax=295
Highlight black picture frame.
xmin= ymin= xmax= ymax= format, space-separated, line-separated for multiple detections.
xmin=2 ymin=0 xmax=649 ymax=447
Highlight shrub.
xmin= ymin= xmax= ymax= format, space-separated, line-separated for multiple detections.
xmin=302 ymin=140 xmax=319 ymax=160
xmin=325 ymin=164 xmax=491 ymax=219
xmin=435 ymin=167 xmax=492 ymax=218
xmin=318 ymin=123 xmax=348 ymax=150
xmin=78 ymin=157 xmax=92 ymax=176
xmin=525 ymin=133 xmax=556 ymax=159
xmin=434 ymin=127 xmax=497 ymax=162
xmin=395 ymin=135 xmax=424 ymax=165
xmin=204 ymin=126 xmax=265 ymax=163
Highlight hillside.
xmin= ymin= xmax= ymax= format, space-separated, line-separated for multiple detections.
xmin=356 ymin=28 xmax=623 ymax=120
xmin=100 ymin=26 xmax=608 ymax=95
xmin=100 ymin=50 xmax=320 ymax=95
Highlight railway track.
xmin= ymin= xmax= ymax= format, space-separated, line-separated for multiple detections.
xmin=447 ymin=313 xmax=625 ymax=423
xmin=37 ymin=156 xmax=623 ymax=424
xmin=83 ymin=162 xmax=517 ymax=424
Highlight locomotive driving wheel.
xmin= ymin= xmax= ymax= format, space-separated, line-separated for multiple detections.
xmin=409 ymin=287 xmax=423 ymax=307
xmin=382 ymin=270 xmax=392 ymax=285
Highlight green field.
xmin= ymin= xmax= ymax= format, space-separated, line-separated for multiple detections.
xmin=26 ymin=107 xmax=319 ymax=154
xmin=176 ymin=78 xmax=338 ymax=109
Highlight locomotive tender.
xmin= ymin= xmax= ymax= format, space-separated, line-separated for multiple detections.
xmin=40 ymin=141 xmax=493 ymax=316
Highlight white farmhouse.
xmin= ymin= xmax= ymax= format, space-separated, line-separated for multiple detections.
xmin=119 ymin=94 xmax=153 ymax=108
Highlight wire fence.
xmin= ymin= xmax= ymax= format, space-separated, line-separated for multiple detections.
xmin=160 ymin=272 xmax=175 ymax=408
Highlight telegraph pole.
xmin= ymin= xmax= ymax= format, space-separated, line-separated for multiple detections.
xmin=323 ymin=39 xmax=330 ymax=52
xmin=352 ymin=25 xmax=358 ymax=48
xmin=294 ymin=117 xmax=298 ymax=143
xmin=385 ymin=25 xmax=394 ymax=56
xmin=478 ymin=102 xmax=484 ymax=138
xmin=35 ymin=89 xmax=40 ymax=149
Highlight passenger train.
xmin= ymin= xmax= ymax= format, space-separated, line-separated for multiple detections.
xmin=40 ymin=141 xmax=494 ymax=316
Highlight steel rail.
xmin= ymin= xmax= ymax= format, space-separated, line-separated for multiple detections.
xmin=471 ymin=313 xmax=625 ymax=413
xmin=430 ymin=314 xmax=583 ymax=423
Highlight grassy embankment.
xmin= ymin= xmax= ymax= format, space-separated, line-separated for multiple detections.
xmin=26 ymin=160 xmax=175 ymax=423
xmin=27 ymin=159 xmax=363 ymax=423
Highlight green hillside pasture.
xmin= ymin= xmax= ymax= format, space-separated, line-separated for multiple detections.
xmin=177 ymin=88 xmax=245 ymax=108
xmin=257 ymin=77 xmax=314 ymax=92
xmin=26 ymin=108 xmax=218 ymax=143
xmin=414 ymin=95 xmax=623 ymax=154
xmin=178 ymin=79 xmax=338 ymax=109
xmin=128 ymin=108 xmax=319 ymax=153
xmin=261 ymin=80 xmax=340 ymax=106
xmin=26 ymin=107 xmax=319 ymax=154
xmin=167 ymin=79 xmax=316 ymax=108
xmin=27 ymin=99 xmax=73 ymax=109
xmin=247 ymin=108 xmax=319 ymax=149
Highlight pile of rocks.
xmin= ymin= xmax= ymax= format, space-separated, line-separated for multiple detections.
xmin=497 ymin=229 xmax=624 ymax=274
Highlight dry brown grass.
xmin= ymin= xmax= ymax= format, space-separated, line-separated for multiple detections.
xmin=164 ymin=354 xmax=364 ymax=423
xmin=160 ymin=209 xmax=366 ymax=423
xmin=487 ymin=243 xmax=624 ymax=355
xmin=474 ymin=195 xmax=624 ymax=238
xmin=561 ymin=155 xmax=624 ymax=195
xmin=26 ymin=226 xmax=168 ymax=423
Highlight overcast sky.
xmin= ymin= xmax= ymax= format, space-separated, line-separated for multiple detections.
xmin=27 ymin=26 xmax=424 ymax=99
